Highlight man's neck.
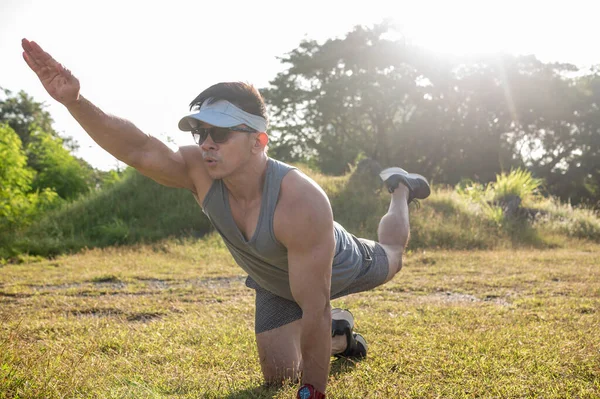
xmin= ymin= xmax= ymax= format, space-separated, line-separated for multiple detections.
xmin=223 ymin=154 xmax=269 ymax=204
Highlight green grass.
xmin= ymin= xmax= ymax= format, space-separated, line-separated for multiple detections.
xmin=1 ymin=234 xmax=599 ymax=398
xmin=1 ymin=168 xmax=212 ymax=259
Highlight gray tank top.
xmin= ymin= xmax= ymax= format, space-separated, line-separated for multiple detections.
xmin=201 ymin=158 xmax=363 ymax=301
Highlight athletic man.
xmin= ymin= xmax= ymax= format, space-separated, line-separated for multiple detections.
xmin=21 ymin=38 xmax=430 ymax=398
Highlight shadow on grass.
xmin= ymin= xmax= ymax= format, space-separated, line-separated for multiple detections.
xmin=330 ymin=357 xmax=359 ymax=375
xmin=222 ymin=358 xmax=359 ymax=398
xmin=222 ymin=384 xmax=282 ymax=399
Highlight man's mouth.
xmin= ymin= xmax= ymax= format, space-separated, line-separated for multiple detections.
xmin=203 ymin=153 xmax=219 ymax=165
xmin=203 ymin=155 xmax=219 ymax=166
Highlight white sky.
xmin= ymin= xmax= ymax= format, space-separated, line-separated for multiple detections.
xmin=1 ymin=0 xmax=598 ymax=171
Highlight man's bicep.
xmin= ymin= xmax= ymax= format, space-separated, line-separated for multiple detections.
xmin=285 ymin=200 xmax=336 ymax=308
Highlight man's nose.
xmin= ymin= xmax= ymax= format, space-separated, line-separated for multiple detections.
xmin=201 ymin=135 xmax=218 ymax=151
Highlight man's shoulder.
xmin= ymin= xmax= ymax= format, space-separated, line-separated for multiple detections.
xmin=275 ymin=169 xmax=334 ymax=250
xmin=276 ymin=170 xmax=332 ymax=228
xmin=279 ymin=169 xmax=328 ymax=207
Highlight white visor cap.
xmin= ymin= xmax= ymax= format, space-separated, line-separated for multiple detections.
xmin=178 ymin=99 xmax=267 ymax=132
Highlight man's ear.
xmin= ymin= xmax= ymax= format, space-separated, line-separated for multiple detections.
xmin=255 ymin=132 xmax=268 ymax=148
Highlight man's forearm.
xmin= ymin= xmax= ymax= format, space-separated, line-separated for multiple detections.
xmin=300 ymin=304 xmax=332 ymax=393
xmin=66 ymin=95 xmax=150 ymax=165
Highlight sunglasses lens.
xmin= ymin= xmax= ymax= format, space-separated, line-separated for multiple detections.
xmin=192 ymin=128 xmax=234 ymax=144
xmin=213 ymin=128 xmax=232 ymax=143
xmin=192 ymin=128 xmax=209 ymax=144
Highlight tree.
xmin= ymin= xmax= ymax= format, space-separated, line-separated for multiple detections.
xmin=264 ymin=22 xmax=422 ymax=174
xmin=0 ymin=124 xmax=59 ymax=235
xmin=26 ymin=129 xmax=92 ymax=200
xmin=264 ymin=22 xmax=600 ymax=206
xmin=1 ymin=87 xmax=93 ymax=200
xmin=0 ymin=87 xmax=56 ymax=147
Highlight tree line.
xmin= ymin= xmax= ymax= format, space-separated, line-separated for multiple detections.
xmin=263 ymin=22 xmax=600 ymax=207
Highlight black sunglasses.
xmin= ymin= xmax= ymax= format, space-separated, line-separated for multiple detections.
xmin=191 ymin=126 xmax=257 ymax=145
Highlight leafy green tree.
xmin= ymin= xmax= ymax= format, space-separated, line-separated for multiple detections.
xmin=26 ymin=129 xmax=92 ymax=199
xmin=1 ymin=87 xmax=94 ymax=200
xmin=264 ymin=22 xmax=420 ymax=174
xmin=0 ymin=87 xmax=56 ymax=146
xmin=1 ymin=124 xmax=34 ymax=195
xmin=504 ymin=65 xmax=600 ymax=205
xmin=264 ymin=22 xmax=600 ymax=206
xmin=0 ymin=124 xmax=59 ymax=235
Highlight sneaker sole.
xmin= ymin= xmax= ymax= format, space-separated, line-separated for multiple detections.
xmin=379 ymin=167 xmax=428 ymax=183
xmin=354 ymin=333 xmax=368 ymax=355
xmin=331 ymin=308 xmax=354 ymax=332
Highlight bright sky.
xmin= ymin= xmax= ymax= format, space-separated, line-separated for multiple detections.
xmin=1 ymin=0 xmax=598 ymax=171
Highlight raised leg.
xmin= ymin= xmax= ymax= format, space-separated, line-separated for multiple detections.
xmin=377 ymin=185 xmax=410 ymax=282
xmin=377 ymin=167 xmax=431 ymax=282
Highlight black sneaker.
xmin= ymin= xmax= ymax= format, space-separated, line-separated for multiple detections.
xmin=342 ymin=333 xmax=367 ymax=359
xmin=379 ymin=167 xmax=431 ymax=203
xmin=334 ymin=332 xmax=367 ymax=359
xmin=331 ymin=308 xmax=368 ymax=359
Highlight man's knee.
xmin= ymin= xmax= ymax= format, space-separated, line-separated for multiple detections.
xmin=393 ymin=255 xmax=403 ymax=274
xmin=379 ymin=243 xmax=403 ymax=282
xmin=260 ymin=359 xmax=302 ymax=385
xmin=255 ymin=320 xmax=303 ymax=384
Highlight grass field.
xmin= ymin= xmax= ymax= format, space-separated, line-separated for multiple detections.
xmin=1 ymin=233 xmax=599 ymax=398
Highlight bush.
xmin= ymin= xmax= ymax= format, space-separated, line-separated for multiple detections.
xmin=26 ymin=129 xmax=92 ymax=200
xmin=0 ymin=124 xmax=61 ymax=237
xmin=492 ymin=168 xmax=544 ymax=205
xmin=4 ymin=168 xmax=212 ymax=258
xmin=533 ymin=200 xmax=600 ymax=242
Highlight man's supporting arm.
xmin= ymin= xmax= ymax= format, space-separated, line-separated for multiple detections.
xmin=279 ymin=174 xmax=335 ymax=394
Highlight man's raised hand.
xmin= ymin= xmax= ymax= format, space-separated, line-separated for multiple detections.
xmin=21 ymin=39 xmax=80 ymax=106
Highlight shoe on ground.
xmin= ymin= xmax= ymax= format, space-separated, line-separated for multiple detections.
xmin=379 ymin=167 xmax=431 ymax=203
xmin=337 ymin=332 xmax=368 ymax=359
xmin=331 ymin=308 xmax=367 ymax=359
xmin=331 ymin=308 xmax=354 ymax=336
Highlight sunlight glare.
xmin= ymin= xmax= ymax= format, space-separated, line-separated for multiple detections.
xmin=383 ymin=1 xmax=582 ymax=60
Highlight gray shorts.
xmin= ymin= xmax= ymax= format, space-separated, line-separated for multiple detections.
xmin=245 ymin=237 xmax=390 ymax=334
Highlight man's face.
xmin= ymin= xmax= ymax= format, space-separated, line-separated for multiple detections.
xmin=196 ymin=123 xmax=256 ymax=179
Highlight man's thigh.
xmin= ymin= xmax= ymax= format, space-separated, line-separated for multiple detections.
xmin=377 ymin=242 xmax=403 ymax=283
xmin=332 ymin=237 xmax=392 ymax=298
xmin=246 ymin=277 xmax=305 ymax=382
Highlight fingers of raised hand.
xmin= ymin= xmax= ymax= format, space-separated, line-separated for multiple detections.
xmin=23 ymin=51 xmax=55 ymax=81
xmin=22 ymin=39 xmax=59 ymax=70
xmin=22 ymin=51 xmax=39 ymax=70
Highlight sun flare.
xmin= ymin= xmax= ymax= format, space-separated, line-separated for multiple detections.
xmin=382 ymin=0 xmax=586 ymax=61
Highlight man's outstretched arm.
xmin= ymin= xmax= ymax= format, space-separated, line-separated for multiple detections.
xmin=21 ymin=38 xmax=196 ymax=190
